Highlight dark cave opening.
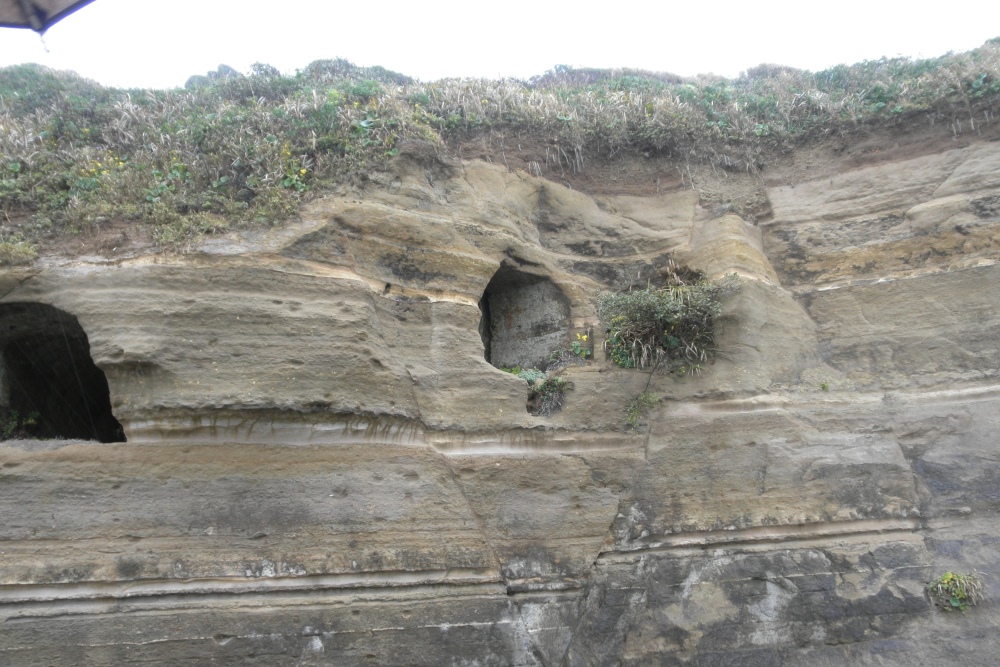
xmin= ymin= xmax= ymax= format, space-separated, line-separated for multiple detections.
xmin=478 ymin=265 xmax=571 ymax=370
xmin=0 ymin=303 xmax=125 ymax=442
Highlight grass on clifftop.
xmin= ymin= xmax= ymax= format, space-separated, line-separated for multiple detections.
xmin=2 ymin=40 xmax=1000 ymax=256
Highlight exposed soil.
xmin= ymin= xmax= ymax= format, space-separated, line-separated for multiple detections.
xmin=448 ymin=115 xmax=1000 ymax=224
xmin=449 ymin=132 xmax=687 ymax=197
xmin=763 ymin=114 xmax=1000 ymax=186
xmin=448 ymin=132 xmax=772 ymax=219
xmin=2 ymin=214 xmax=153 ymax=262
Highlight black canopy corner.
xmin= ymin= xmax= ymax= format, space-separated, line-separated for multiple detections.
xmin=0 ymin=0 xmax=95 ymax=33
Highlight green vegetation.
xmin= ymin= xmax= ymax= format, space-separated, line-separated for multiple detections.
xmin=571 ymin=332 xmax=592 ymax=359
xmin=625 ymin=392 xmax=658 ymax=430
xmin=529 ymin=376 xmax=568 ymax=417
xmin=1 ymin=409 xmax=39 ymax=440
xmin=598 ymin=269 xmax=739 ymax=373
xmin=928 ymin=571 xmax=984 ymax=611
xmin=2 ymin=41 xmax=1000 ymax=251
xmin=502 ymin=366 xmax=569 ymax=416
xmin=503 ymin=366 xmax=546 ymax=384
xmin=0 ymin=232 xmax=37 ymax=265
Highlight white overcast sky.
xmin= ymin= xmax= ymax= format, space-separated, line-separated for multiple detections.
xmin=1 ymin=1 xmax=999 ymax=88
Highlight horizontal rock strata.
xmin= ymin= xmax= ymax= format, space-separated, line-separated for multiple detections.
xmin=2 ymin=135 xmax=1000 ymax=665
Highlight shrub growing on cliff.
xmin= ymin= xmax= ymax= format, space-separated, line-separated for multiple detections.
xmin=928 ymin=571 xmax=984 ymax=611
xmin=597 ymin=273 xmax=739 ymax=373
xmin=625 ymin=392 xmax=658 ymax=429
xmin=507 ymin=367 xmax=545 ymax=384
xmin=1 ymin=409 xmax=39 ymax=440
xmin=502 ymin=367 xmax=569 ymax=416
xmin=528 ymin=376 xmax=568 ymax=416
xmin=0 ymin=233 xmax=36 ymax=265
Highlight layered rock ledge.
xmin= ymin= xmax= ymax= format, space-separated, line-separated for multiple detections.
xmin=2 ymin=131 xmax=1000 ymax=665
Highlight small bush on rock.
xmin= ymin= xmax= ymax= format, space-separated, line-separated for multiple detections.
xmin=625 ymin=392 xmax=658 ymax=429
xmin=515 ymin=368 xmax=546 ymax=384
xmin=1 ymin=409 xmax=39 ymax=439
xmin=928 ymin=571 xmax=984 ymax=611
xmin=0 ymin=233 xmax=36 ymax=265
xmin=597 ymin=272 xmax=739 ymax=373
xmin=528 ymin=376 xmax=568 ymax=416
xmin=502 ymin=367 xmax=569 ymax=416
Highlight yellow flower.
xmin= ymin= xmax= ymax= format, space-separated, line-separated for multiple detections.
xmin=299 ymin=168 xmax=307 ymax=175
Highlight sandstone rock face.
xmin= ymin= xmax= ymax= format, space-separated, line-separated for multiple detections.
xmin=2 ymin=135 xmax=1000 ymax=665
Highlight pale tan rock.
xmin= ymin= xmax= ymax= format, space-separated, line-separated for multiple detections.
xmin=764 ymin=141 xmax=1000 ymax=289
xmin=682 ymin=212 xmax=780 ymax=283
xmin=767 ymin=148 xmax=969 ymax=224
xmin=934 ymin=143 xmax=1000 ymax=198
xmin=900 ymin=193 xmax=975 ymax=235
xmin=0 ymin=442 xmax=500 ymax=587
xmin=4 ymin=135 xmax=1000 ymax=665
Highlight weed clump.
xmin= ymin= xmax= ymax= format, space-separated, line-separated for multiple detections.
xmin=597 ymin=270 xmax=739 ymax=373
xmin=502 ymin=366 xmax=569 ymax=416
xmin=0 ymin=233 xmax=36 ymax=265
xmin=528 ymin=376 xmax=568 ymax=416
xmin=928 ymin=571 xmax=984 ymax=611
xmin=625 ymin=392 xmax=658 ymax=430
xmin=1 ymin=409 xmax=39 ymax=440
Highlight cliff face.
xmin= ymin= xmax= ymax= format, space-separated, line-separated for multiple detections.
xmin=2 ymin=125 xmax=1000 ymax=665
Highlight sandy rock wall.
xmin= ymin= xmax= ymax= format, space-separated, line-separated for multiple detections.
xmin=2 ymin=137 xmax=1000 ymax=665
xmin=763 ymin=140 xmax=1000 ymax=392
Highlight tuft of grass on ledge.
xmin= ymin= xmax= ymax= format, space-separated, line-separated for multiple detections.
xmin=0 ymin=233 xmax=37 ymax=265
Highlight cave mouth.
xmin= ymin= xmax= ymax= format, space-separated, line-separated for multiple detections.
xmin=0 ymin=303 xmax=125 ymax=442
xmin=479 ymin=265 xmax=571 ymax=370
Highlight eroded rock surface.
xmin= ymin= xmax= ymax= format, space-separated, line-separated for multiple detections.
xmin=2 ymin=134 xmax=1000 ymax=665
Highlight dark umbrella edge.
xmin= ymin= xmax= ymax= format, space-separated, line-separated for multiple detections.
xmin=0 ymin=0 xmax=96 ymax=33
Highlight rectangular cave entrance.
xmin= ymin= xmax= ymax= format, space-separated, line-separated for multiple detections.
xmin=478 ymin=265 xmax=571 ymax=370
xmin=0 ymin=302 xmax=125 ymax=442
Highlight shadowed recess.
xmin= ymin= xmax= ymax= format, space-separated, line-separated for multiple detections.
xmin=0 ymin=302 xmax=124 ymax=442
xmin=478 ymin=265 xmax=571 ymax=370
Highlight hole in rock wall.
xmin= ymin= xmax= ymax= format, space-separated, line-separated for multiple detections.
xmin=0 ymin=303 xmax=125 ymax=442
xmin=479 ymin=266 xmax=571 ymax=370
